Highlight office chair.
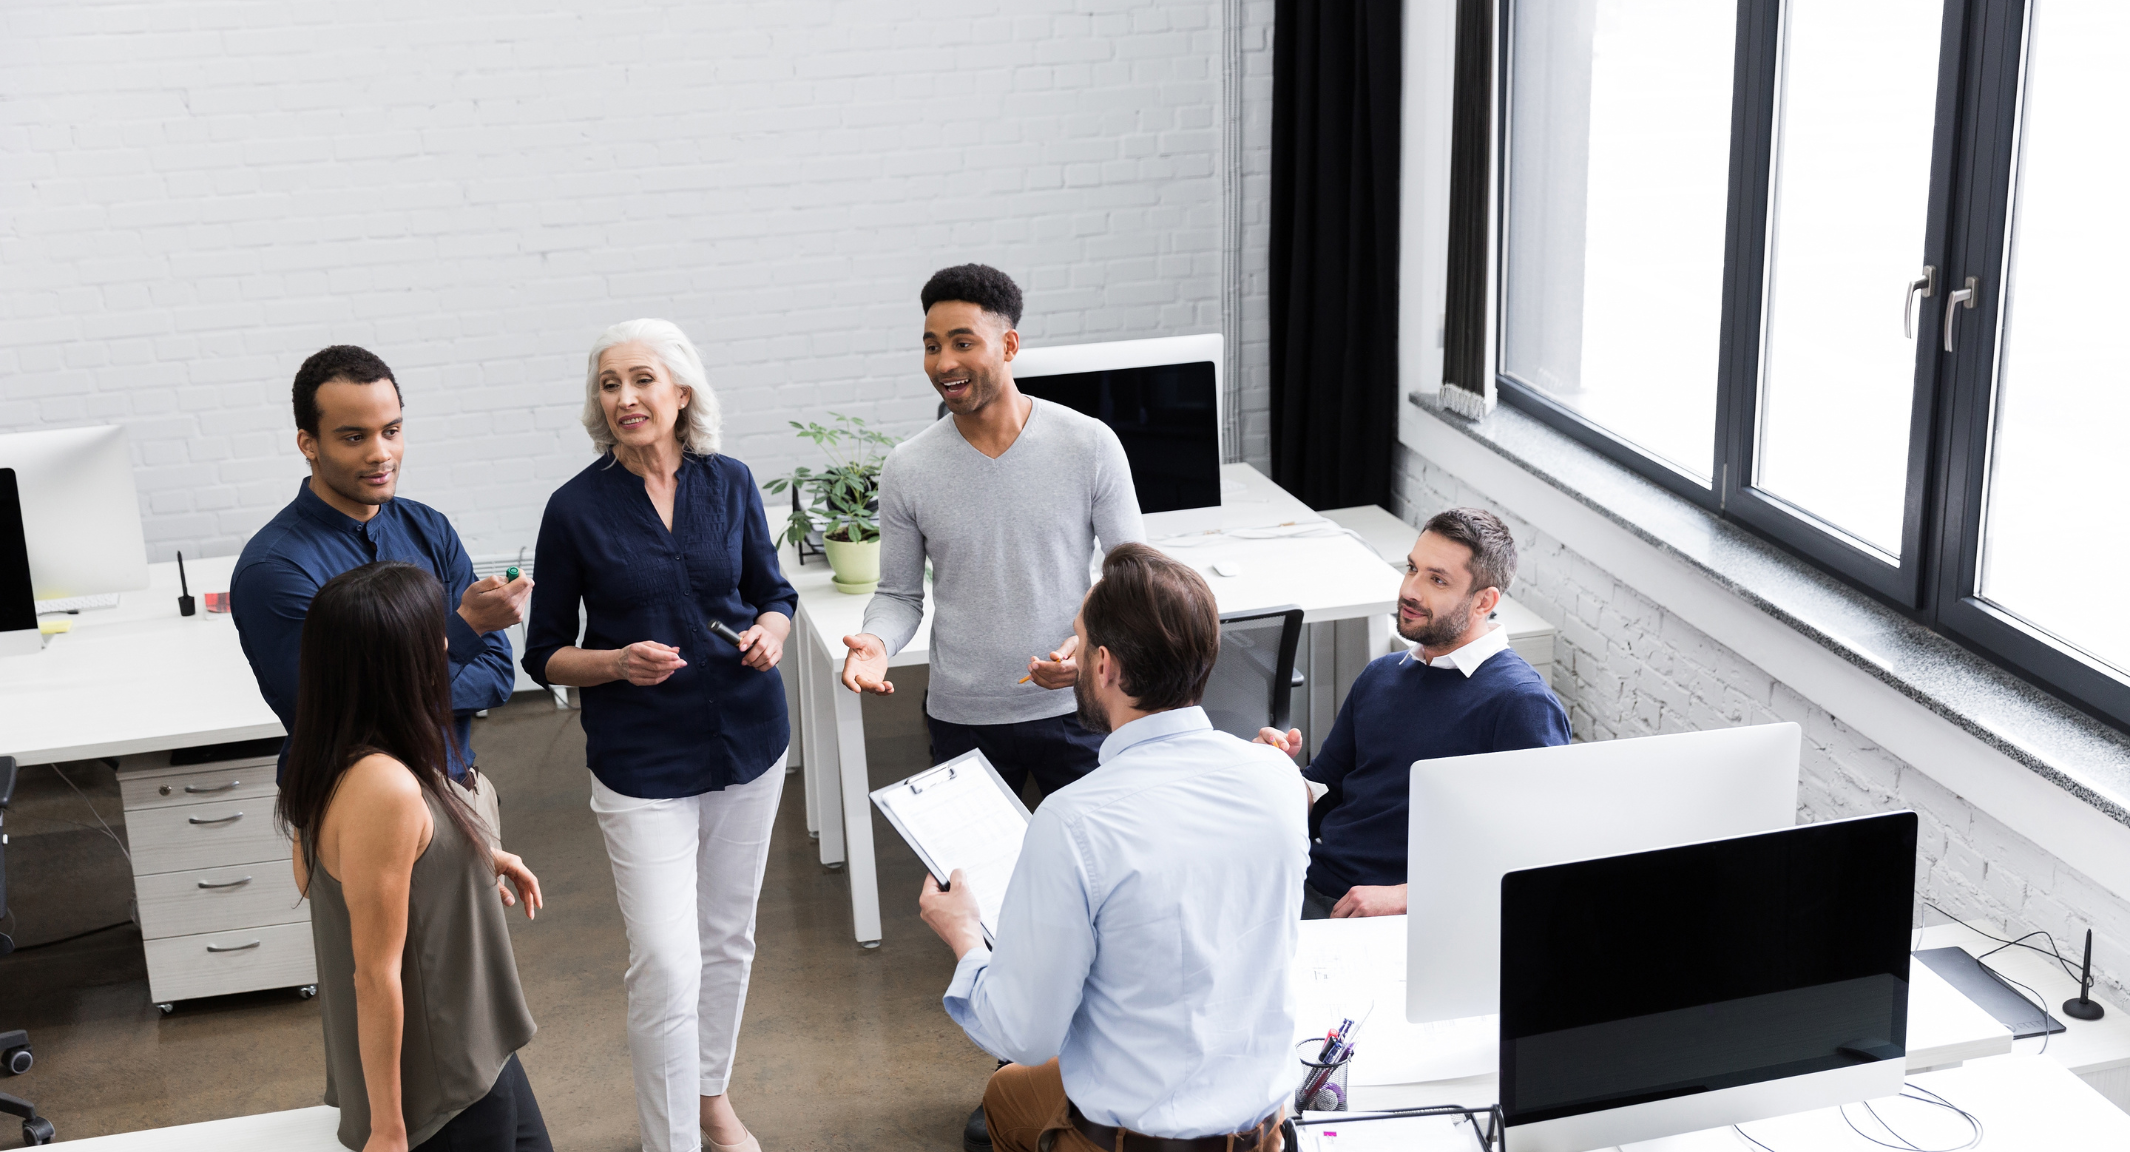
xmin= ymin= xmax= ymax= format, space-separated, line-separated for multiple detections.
xmin=1202 ymin=605 xmax=1305 ymax=742
xmin=0 ymin=756 xmax=57 ymax=1145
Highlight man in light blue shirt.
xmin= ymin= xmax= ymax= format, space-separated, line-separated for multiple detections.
xmin=918 ymin=543 xmax=1310 ymax=1152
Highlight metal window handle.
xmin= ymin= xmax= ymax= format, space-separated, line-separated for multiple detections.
xmin=1943 ymin=276 xmax=1978 ymax=352
xmin=187 ymin=811 xmax=243 ymax=826
xmin=205 ymin=940 xmax=261 ymax=953
xmin=197 ymin=876 xmax=253 ymax=889
xmin=183 ymin=780 xmax=239 ymax=794
xmin=1904 ymin=265 xmax=1936 ymax=339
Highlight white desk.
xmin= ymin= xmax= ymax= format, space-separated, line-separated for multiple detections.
xmin=51 ymin=1105 xmax=341 ymax=1150
xmin=789 ymin=463 xmax=1402 ymax=945
xmin=1914 ymin=920 xmax=2130 ymax=1107
xmin=0 ymin=556 xmax=280 ymax=765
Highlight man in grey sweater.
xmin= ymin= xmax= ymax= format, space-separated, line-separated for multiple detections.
xmin=840 ymin=264 xmax=1145 ymax=802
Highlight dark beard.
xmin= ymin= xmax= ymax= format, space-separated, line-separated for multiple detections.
xmin=1073 ymin=658 xmax=1110 ymax=735
xmin=1397 ymin=590 xmax=1481 ymax=649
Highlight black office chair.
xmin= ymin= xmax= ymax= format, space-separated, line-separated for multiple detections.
xmin=0 ymin=756 xmax=56 ymax=1145
xmin=1202 ymin=606 xmax=1304 ymax=742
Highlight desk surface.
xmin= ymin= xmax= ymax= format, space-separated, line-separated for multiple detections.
xmin=0 ymin=555 xmax=280 ymax=765
xmin=50 ymin=1105 xmax=341 ymax=1151
xmin=1916 ymin=920 xmax=2130 ymax=1075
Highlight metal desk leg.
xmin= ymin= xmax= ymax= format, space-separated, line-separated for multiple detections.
xmin=807 ymin=622 xmax=846 ymax=870
xmin=832 ymin=683 xmax=882 ymax=947
xmin=793 ymin=612 xmax=820 ymax=840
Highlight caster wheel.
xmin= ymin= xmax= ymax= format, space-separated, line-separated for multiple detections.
xmin=156 ymin=1003 xmax=175 ymax=1015
xmin=3 ymin=1045 xmax=29 ymax=1075
xmin=859 ymin=939 xmax=881 ymax=950
xmin=297 ymin=984 xmax=318 ymax=1000
xmin=23 ymin=1116 xmax=55 ymax=1145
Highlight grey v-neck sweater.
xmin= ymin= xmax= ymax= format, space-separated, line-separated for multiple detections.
xmin=861 ymin=398 xmax=1144 ymax=725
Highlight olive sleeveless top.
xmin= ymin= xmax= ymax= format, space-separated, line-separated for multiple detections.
xmin=307 ymin=788 xmax=536 ymax=1150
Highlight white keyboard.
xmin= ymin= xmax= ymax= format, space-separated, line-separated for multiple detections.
xmin=36 ymin=592 xmax=121 ymax=614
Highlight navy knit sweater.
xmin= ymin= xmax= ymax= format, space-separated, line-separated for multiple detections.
xmin=1303 ymin=646 xmax=1571 ymax=895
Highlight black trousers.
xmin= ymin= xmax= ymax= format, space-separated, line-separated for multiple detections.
xmin=927 ymin=711 xmax=1105 ymax=803
xmin=1300 ymin=880 xmax=1341 ymax=920
xmin=414 ymin=1054 xmax=552 ymax=1152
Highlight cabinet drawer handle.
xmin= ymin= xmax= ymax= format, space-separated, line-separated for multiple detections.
xmin=187 ymin=812 xmax=243 ymax=826
xmin=205 ymin=940 xmax=261 ymax=953
xmin=197 ymin=876 xmax=253 ymax=890
xmin=184 ymin=781 xmax=240 ymax=794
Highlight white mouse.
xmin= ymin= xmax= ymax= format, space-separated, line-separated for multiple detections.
xmin=1212 ymin=561 xmax=1243 ymax=578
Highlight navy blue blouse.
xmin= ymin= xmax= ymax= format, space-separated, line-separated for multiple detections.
xmin=523 ymin=452 xmax=798 ymax=799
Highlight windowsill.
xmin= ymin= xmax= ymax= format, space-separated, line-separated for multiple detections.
xmin=1405 ymin=390 xmax=2130 ymax=830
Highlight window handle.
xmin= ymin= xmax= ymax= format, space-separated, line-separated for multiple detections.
xmin=1904 ymin=266 xmax=1936 ymax=339
xmin=1943 ymin=276 xmax=1978 ymax=352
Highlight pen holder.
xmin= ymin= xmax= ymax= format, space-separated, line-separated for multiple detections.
xmin=1294 ymin=1039 xmax=1353 ymax=1113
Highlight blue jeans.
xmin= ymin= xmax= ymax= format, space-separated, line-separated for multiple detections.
xmin=927 ymin=711 xmax=1105 ymax=804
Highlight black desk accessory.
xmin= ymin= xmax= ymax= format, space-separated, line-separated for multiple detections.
xmin=0 ymin=470 xmax=36 ymax=639
xmin=707 ymin=618 xmax=746 ymax=648
xmin=2063 ymin=928 xmax=2106 ymax=1021
xmin=1914 ymin=946 xmax=2066 ymax=1037
xmin=176 ymin=550 xmax=195 ymax=616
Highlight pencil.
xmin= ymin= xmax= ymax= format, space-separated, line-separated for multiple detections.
xmin=1015 ymin=674 xmax=1032 ymax=684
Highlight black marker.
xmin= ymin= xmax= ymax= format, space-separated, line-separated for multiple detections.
xmin=176 ymin=551 xmax=196 ymax=617
xmin=706 ymin=619 xmax=746 ymax=648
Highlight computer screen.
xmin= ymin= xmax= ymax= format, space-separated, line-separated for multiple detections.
xmin=1016 ymin=360 xmax=1221 ymax=516
xmin=1499 ymin=811 xmax=1917 ymax=1141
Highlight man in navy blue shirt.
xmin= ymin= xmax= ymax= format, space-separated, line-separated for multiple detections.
xmin=1258 ymin=507 xmax=1570 ymax=919
xmin=232 ymin=345 xmax=531 ymax=782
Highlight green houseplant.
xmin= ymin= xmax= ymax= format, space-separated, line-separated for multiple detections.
xmin=762 ymin=413 xmax=898 ymax=594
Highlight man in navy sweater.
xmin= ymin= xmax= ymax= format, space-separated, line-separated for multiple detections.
xmin=1258 ymin=507 xmax=1570 ymax=918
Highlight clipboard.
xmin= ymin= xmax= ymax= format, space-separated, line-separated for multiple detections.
xmin=869 ymin=749 xmax=1033 ymax=945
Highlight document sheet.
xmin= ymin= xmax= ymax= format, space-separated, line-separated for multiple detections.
xmin=870 ymin=749 xmax=1033 ymax=943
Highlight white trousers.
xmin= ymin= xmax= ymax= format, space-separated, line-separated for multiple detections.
xmin=590 ymin=755 xmax=785 ymax=1152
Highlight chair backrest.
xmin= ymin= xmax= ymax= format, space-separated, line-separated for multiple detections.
xmin=1201 ymin=606 xmax=1304 ymax=740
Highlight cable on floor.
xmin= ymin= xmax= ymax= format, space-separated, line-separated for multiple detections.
xmin=47 ymin=762 xmax=131 ymax=866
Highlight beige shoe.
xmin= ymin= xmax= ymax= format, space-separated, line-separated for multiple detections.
xmin=705 ymin=1129 xmax=760 ymax=1152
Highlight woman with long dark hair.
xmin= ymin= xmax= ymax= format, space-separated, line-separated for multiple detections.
xmin=280 ymin=561 xmax=550 ymax=1152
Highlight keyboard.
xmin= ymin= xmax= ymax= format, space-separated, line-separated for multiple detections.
xmin=35 ymin=592 xmax=121 ymax=614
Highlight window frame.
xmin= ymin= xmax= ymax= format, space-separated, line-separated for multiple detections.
xmin=1491 ymin=0 xmax=2130 ymax=732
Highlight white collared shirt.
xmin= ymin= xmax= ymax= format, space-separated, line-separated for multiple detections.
xmin=942 ymin=707 xmax=1310 ymax=1137
xmin=1405 ymin=621 xmax=1510 ymax=677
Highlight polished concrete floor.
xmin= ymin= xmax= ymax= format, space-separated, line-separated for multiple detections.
xmin=0 ymin=666 xmax=1003 ymax=1150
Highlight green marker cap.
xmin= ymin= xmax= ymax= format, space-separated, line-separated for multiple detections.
xmin=505 ymin=566 xmax=520 ymax=581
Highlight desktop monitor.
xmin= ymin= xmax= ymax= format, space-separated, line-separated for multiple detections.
xmin=1013 ymin=334 xmax=1224 ymax=536
xmin=1407 ymin=723 xmax=1802 ymax=1024
xmin=1499 ymin=811 xmax=1918 ymax=1151
xmin=0 ymin=471 xmax=38 ymax=657
xmin=0 ymin=426 xmax=149 ymax=604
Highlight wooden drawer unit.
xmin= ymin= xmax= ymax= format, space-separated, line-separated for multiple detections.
xmin=134 ymin=863 xmax=307 ymax=942
xmin=141 ymin=920 xmax=318 ymax=1006
xmin=116 ymin=747 xmax=317 ymax=1011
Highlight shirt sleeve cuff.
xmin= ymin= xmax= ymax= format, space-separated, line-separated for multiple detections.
xmin=943 ymin=943 xmax=994 ymax=1007
xmin=446 ymin=610 xmax=486 ymax=667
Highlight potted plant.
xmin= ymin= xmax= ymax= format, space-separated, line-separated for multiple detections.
xmin=762 ymin=413 xmax=899 ymax=594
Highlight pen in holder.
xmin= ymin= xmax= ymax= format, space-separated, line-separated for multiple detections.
xmin=1295 ymin=1038 xmax=1353 ymax=1113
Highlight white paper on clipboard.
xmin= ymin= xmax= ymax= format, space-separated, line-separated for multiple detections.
xmin=869 ymin=749 xmax=1033 ymax=944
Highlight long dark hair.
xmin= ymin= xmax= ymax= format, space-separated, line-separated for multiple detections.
xmin=276 ymin=561 xmax=489 ymax=871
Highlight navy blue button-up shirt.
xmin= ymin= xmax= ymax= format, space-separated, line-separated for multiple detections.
xmin=232 ymin=480 xmax=516 ymax=781
xmin=524 ymin=452 xmax=797 ymax=799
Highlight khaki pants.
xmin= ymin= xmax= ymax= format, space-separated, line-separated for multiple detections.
xmin=981 ymin=1061 xmax=1283 ymax=1152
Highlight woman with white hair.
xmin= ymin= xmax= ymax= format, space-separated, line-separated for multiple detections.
xmin=522 ymin=319 xmax=795 ymax=1152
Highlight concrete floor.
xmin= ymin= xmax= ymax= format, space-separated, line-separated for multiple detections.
xmin=0 ymin=666 xmax=1002 ymax=1150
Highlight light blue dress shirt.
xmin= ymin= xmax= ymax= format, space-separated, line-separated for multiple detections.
xmin=943 ymin=706 xmax=1310 ymax=1138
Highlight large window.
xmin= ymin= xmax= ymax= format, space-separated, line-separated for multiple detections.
xmin=1498 ymin=0 xmax=2130 ymax=729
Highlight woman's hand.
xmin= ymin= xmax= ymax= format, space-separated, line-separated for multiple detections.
xmin=492 ymin=851 xmax=544 ymax=921
xmin=614 ymin=641 xmax=687 ymax=685
xmin=736 ymin=611 xmax=790 ymax=672
xmin=361 ymin=1129 xmax=411 ymax=1152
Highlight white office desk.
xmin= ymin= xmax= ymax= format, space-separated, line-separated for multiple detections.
xmin=49 ymin=1105 xmax=341 ymax=1150
xmin=0 ymin=556 xmax=280 ymax=765
xmin=1914 ymin=920 xmax=2130 ymax=1107
xmin=1293 ymin=916 xmax=2014 ymax=1114
xmin=789 ymin=462 xmax=1401 ymax=946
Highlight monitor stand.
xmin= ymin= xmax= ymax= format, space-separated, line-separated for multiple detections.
xmin=0 ymin=470 xmax=40 ymax=657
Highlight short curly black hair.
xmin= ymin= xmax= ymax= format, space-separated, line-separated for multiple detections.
xmin=293 ymin=345 xmax=401 ymax=435
xmin=920 ymin=263 xmax=1023 ymax=327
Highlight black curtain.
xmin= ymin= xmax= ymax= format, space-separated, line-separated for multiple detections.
xmin=1269 ymin=0 xmax=1402 ymax=511
xmin=1441 ymin=0 xmax=1494 ymax=409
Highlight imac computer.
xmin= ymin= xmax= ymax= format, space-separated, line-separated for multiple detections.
xmin=1407 ymin=722 xmax=1802 ymax=1024
xmin=0 ymin=471 xmax=38 ymax=656
xmin=1498 ymin=811 xmax=1918 ymax=1151
xmin=1012 ymin=334 xmax=1224 ymax=536
xmin=0 ymin=426 xmax=150 ymax=607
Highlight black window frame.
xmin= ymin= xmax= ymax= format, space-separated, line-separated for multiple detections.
xmin=1491 ymin=0 xmax=2130 ymax=734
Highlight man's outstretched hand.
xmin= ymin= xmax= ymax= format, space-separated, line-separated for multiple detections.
xmin=841 ymin=633 xmax=894 ymax=695
xmin=459 ymin=572 xmax=533 ymax=634
xmin=1025 ymin=634 xmax=1080 ymax=690
xmin=1254 ymin=727 xmax=1305 ymax=758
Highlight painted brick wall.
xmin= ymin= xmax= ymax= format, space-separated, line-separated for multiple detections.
xmin=2 ymin=0 xmax=1273 ymax=561
xmin=1393 ymin=441 xmax=2130 ymax=1007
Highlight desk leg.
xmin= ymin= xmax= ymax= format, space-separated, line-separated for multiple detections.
xmin=832 ymin=684 xmax=883 ymax=948
xmin=807 ymin=625 xmax=846 ymax=870
xmin=793 ymin=612 xmax=820 ymax=841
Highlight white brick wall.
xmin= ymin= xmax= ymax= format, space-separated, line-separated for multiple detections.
xmin=1393 ymin=440 xmax=2130 ymax=1007
xmin=2 ymin=0 xmax=1274 ymax=560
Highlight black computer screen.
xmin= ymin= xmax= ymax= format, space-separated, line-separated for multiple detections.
xmin=1499 ymin=812 xmax=1917 ymax=1127
xmin=0 ymin=470 xmax=37 ymax=634
xmin=1017 ymin=361 xmax=1221 ymax=515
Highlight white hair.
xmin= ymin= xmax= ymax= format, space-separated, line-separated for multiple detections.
xmin=582 ymin=318 xmax=722 ymax=457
